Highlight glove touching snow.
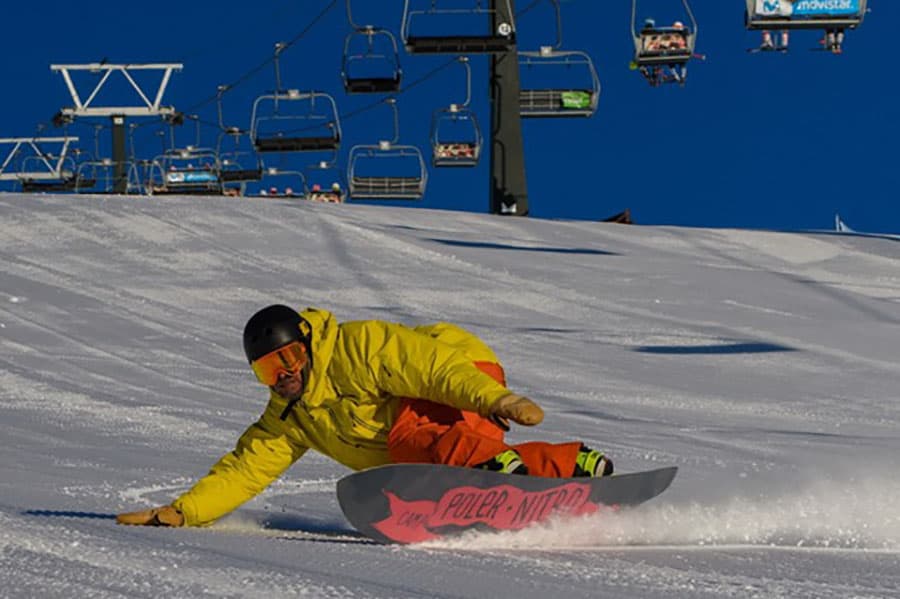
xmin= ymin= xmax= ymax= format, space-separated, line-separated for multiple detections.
xmin=116 ymin=505 xmax=184 ymax=527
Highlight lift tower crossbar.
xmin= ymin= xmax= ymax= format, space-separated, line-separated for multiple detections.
xmin=0 ymin=136 xmax=79 ymax=182
xmin=50 ymin=63 xmax=182 ymax=117
xmin=50 ymin=63 xmax=182 ymax=193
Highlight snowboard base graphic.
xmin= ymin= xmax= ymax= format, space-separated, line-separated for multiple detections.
xmin=337 ymin=464 xmax=677 ymax=544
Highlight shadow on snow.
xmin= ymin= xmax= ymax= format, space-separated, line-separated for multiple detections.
xmin=634 ymin=342 xmax=796 ymax=355
xmin=430 ymin=238 xmax=618 ymax=255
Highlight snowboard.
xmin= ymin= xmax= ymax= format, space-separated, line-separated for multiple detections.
xmin=336 ymin=463 xmax=677 ymax=544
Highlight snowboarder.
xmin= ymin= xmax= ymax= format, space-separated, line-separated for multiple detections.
xmin=117 ymin=305 xmax=613 ymax=527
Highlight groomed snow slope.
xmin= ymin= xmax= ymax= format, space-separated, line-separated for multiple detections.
xmin=1 ymin=192 xmax=899 ymax=599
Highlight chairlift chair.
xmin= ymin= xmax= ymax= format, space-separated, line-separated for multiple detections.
xmin=348 ymin=142 xmax=427 ymax=199
xmin=20 ymin=178 xmax=79 ymax=192
xmin=744 ymin=0 xmax=867 ymax=31
xmin=519 ymin=47 xmax=600 ymax=118
xmin=401 ymin=0 xmax=517 ymax=54
xmin=248 ymin=167 xmax=308 ymax=199
xmin=1 ymin=137 xmax=80 ymax=191
xmin=342 ymin=27 xmax=403 ymax=93
xmin=250 ymin=90 xmax=342 ymax=154
xmin=517 ymin=1 xmax=600 ymax=117
xmin=631 ymin=0 xmax=699 ymax=86
xmin=430 ymin=57 xmax=482 ymax=167
xmin=431 ymin=105 xmax=482 ymax=167
xmin=219 ymin=159 xmax=264 ymax=184
xmin=217 ymin=129 xmax=263 ymax=184
xmin=347 ymin=99 xmax=427 ymax=200
xmin=215 ymin=86 xmax=264 ymax=185
xmin=305 ymin=159 xmax=347 ymax=203
xmin=74 ymin=158 xmax=142 ymax=194
xmin=148 ymin=147 xmax=224 ymax=196
xmin=18 ymin=155 xmax=82 ymax=192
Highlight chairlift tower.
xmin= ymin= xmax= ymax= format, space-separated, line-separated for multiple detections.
xmin=489 ymin=0 xmax=529 ymax=215
xmin=50 ymin=63 xmax=183 ymax=194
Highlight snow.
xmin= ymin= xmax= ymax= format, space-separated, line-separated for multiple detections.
xmin=1 ymin=192 xmax=899 ymax=598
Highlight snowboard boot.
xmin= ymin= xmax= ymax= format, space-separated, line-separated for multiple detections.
xmin=573 ymin=445 xmax=614 ymax=478
xmin=476 ymin=449 xmax=528 ymax=475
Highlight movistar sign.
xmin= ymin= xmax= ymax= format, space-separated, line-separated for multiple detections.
xmin=756 ymin=0 xmax=860 ymax=16
xmin=794 ymin=0 xmax=860 ymax=14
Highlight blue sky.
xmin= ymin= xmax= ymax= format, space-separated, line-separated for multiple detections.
xmin=1 ymin=1 xmax=895 ymax=232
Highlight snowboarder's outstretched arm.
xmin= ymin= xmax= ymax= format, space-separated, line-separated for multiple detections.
xmin=117 ymin=410 xmax=307 ymax=527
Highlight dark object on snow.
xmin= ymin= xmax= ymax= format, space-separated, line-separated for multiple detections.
xmin=603 ymin=209 xmax=633 ymax=224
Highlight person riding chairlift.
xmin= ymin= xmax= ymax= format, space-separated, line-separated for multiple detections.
xmin=641 ymin=18 xmax=660 ymax=52
xmin=761 ymin=30 xmax=790 ymax=51
xmin=823 ymin=29 xmax=845 ymax=54
xmin=668 ymin=21 xmax=688 ymax=51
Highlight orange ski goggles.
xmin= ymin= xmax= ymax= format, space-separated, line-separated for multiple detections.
xmin=250 ymin=341 xmax=309 ymax=386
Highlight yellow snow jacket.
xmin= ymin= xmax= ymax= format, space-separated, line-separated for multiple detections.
xmin=173 ymin=307 xmax=512 ymax=526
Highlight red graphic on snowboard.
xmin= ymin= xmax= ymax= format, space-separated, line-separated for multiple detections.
xmin=372 ymin=482 xmax=599 ymax=543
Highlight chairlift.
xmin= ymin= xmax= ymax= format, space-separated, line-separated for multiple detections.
xmin=348 ymin=144 xmax=427 ymax=199
xmin=430 ymin=58 xmax=482 ymax=167
xmin=304 ymin=159 xmax=346 ymax=203
xmin=431 ymin=106 xmax=482 ymax=167
xmin=1 ymin=136 xmax=80 ymax=191
xmin=347 ymin=100 xmax=427 ymax=200
xmin=18 ymin=154 xmax=82 ymax=192
xmin=343 ymin=0 xmax=403 ymax=95
xmin=343 ymin=28 xmax=403 ymax=93
xmin=247 ymin=167 xmax=308 ymax=200
xmin=148 ymin=146 xmax=224 ymax=196
xmin=631 ymin=0 xmax=699 ymax=87
xmin=74 ymin=158 xmax=143 ymax=194
xmin=251 ymin=89 xmax=342 ymax=153
xmin=215 ymin=87 xmax=263 ymax=185
xmin=344 ymin=0 xmax=401 ymax=92
xmin=744 ymin=0 xmax=866 ymax=54
xmin=217 ymin=129 xmax=263 ymax=184
xmin=518 ymin=1 xmax=600 ymax=118
xmin=67 ymin=128 xmax=141 ymax=194
xmin=20 ymin=178 xmax=79 ymax=192
xmin=519 ymin=47 xmax=600 ymax=118
xmin=250 ymin=45 xmax=342 ymax=153
xmin=401 ymin=0 xmax=517 ymax=54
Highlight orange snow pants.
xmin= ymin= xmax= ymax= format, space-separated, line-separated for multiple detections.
xmin=387 ymin=361 xmax=582 ymax=478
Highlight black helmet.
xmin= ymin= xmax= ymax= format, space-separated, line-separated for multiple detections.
xmin=243 ymin=304 xmax=305 ymax=363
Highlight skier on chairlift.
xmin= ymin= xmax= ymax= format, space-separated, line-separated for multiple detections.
xmin=760 ymin=29 xmax=790 ymax=52
xmin=822 ymin=29 xmax=845 ymax=54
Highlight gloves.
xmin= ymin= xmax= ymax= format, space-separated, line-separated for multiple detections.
xmin=490 ymin=394 xmax=544 ymax=427
xmin=116 ymin=505 xmax=184 ymax=527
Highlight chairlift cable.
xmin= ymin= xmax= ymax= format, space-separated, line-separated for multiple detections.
xmin=184 ymin=0 xmax=339 ymax=114
xmin=129 ymin=0 xmax=338 ymax=139
xmin=277 ymin=57 xmax=458 ymax=137
xmin=517 ymin=0 xmax=550 ymax=20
